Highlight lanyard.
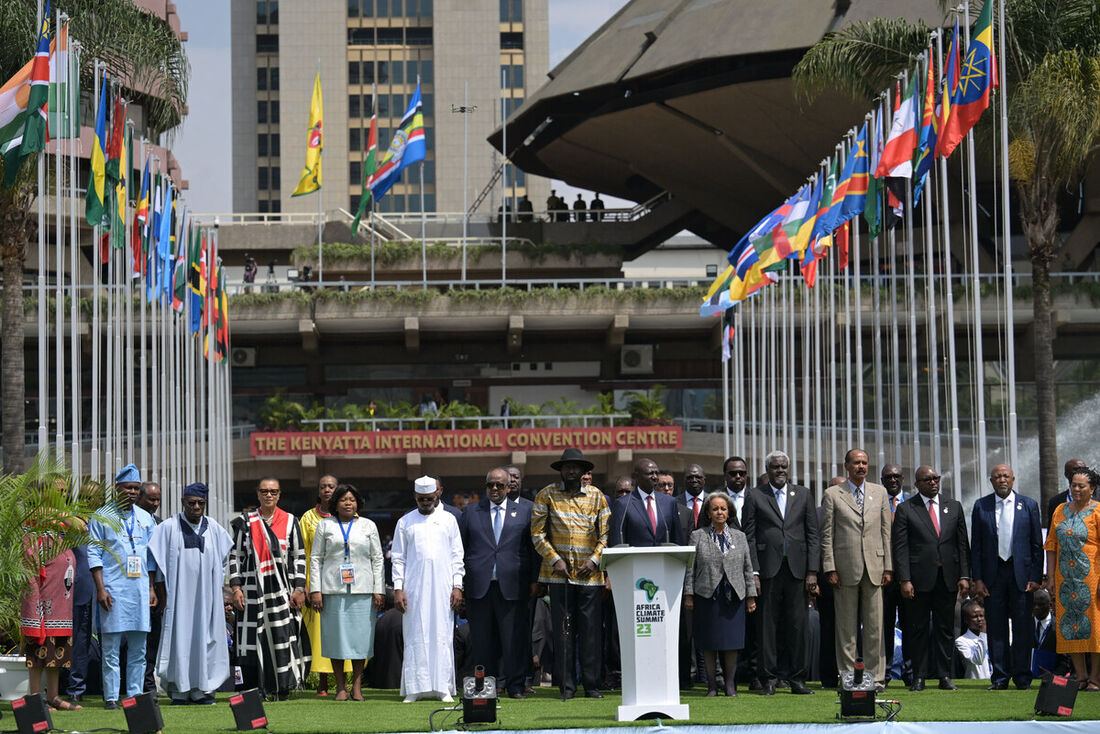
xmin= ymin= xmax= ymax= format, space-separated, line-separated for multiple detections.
xmin=124 ymin=509 xmax=137 ymax=553
xmin=338 ymin=518 xmax=354 ymax=560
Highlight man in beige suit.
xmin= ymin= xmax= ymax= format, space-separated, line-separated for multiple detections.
xmin=821 ymin=449 xmax=893 ymax=690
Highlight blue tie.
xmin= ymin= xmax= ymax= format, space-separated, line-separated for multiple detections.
xmin=493 ymin=504 xmax=503 ymax=544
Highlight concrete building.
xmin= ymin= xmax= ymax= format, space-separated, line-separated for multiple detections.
xmin=230 ymin=0 xmax=550 ymax=217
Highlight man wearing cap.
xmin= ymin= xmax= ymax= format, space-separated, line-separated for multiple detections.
xmin=147 ymin=483 xmax=234 ymax=705
xmin=392 ymin=476 xmax=465 ymax=703
xmin=88 ymin=464 xmax=159 ymax=709
xmin=531 ymin=448 xmax=611 ymax=700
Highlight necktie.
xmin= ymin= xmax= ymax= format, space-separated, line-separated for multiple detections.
xmin=854 ymin=488 xmax=864 ymax=509
xmin=997 ymin=499 xmax=1012 ymax=561
xmin=493 ymin=504 xmax=503 ymax=544
xmin=1035 ymin=619 xmax=1042 ymax=644
xmin=928 ymin=498 xmax=940 ymax=535
xmin=775 ymin=488 xmax=786 ymax=519
xmin=647 ymin=495 xmax=658 ymax=535
xmin=692 ymin=497 xmax=700 ymax=527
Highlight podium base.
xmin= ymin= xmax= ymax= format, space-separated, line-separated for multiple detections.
xmin=617 ymin=703 xmax=689 ymax=722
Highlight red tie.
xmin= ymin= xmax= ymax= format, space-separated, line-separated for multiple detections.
xmin=928 ymin=498 xmax=940 ymax=535
xmin=692 ymin=497 xmax=700 ymax=527
xmin=647 ymin=495 xmax=658 ymax=535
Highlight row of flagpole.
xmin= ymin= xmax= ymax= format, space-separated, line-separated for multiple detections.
xmin=13 ymin=4 xmax=234 ymax=520
xmin=708 ymin=0 xmax=1016 ymax=505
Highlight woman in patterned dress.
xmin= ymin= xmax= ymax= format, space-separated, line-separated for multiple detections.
xmin=1044 ymin=466 xmax=1100 ymax=690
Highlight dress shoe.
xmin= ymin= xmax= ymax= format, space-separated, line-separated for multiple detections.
xmin=559 ymin=691 xmax=575 ymax=701
xmin=724 ymin=684 xmax=737 ymax=697
xmin=104 ymin=700 xmax=120 ymax=710
xmin=988 ymin=682 xmax=1008 ymax=690
xmin=761 ymin=680 xmax=777 ymax=696
xmin=585 ymin=689 xmax=604 ymax=699
xmin=938 ymin=677 xmax=957 ymax=691
xmin=1014 ymin=680 xmax=1032 ymax=690
xmin=508 ymin=691 xmax=526 ymax=700
xmin=789 ymin=680 xmax=814 ymax=695
xmin=909 ymin=678 xmax=925 ymax=692
xmin=749 ymin=679 xmax=763 ymax=691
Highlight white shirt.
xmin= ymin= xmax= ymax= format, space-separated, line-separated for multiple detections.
xmin=725 ymin=487 xmax=745 ymax=523
xmin=848 ymin=480 xmax=865 ymax=504
xmin=955 ymin=629 xmax=992 ymax=679
xmin=1036 ymin=613 xmax=1052 ymax=643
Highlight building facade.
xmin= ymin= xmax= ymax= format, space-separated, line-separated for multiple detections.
xmin=230 ymin=0 xmax=549 ymax=217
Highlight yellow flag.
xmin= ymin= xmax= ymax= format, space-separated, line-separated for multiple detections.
xmin=291 ymin=73 xmax=323 ymax=197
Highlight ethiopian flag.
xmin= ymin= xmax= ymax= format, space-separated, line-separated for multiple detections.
xmin=291 ymin=73 xmax=322 ymax=197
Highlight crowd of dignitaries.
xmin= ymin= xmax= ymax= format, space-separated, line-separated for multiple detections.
xmin=26 ymin=449 xmax=1100 ymax=710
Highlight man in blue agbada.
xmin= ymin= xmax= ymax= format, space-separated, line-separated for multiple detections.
xmin=89 ymin=464 xmax=158 ymax=709
xmin=148 ymin=482 xmax=233 ymax=704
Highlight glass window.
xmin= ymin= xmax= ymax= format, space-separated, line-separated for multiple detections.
xmin=421 ymin=59 xmax=433 ymax=83
xmin=258 ymin=199 xmax=269 ymax=213
xmin=378 ymin=28 xmax=403 ymax=45
xmin=348 ymin=28 xmax=374 ymax=45
xmin=349 ymin=128 xmax=361 ymax=151
xmin=350 ymin=194 xmax=361 ymax=212
xmin=257 ymin=67 xmax=268 ymax=91
xmin=257 ymin=1 xmax=267 ymax=24
xmin=424 ymin=126 xmax=434 ymax=149
xmin=421 ymin=93 xmax=432 ymax=116
xmin=391 ymin=0 xmax=402 ymax=16
xmin=270 ymin=199 xmax=281 ymax=213
xmin=348 ymin=61 xmax=360 ymax=85
xmin=257 ymin=134 xmax=268 ymax=157
xmin=257 ymin=101 xmax=268 ymax=124
xmin=407 ymin=27 xmax=432 ymax=45
xmin=378 ymin=95 xmax=389 ymax=118
xmin=391 ymin=62 xmax=403 ymax=84
xmin=512 ymin=64 xmax=524 ymax=89
xmin=376 ymin=0 xmax=388 ymax=16
xmin=258 ymin=167 xmax=269 ymax=190
xmin=513 ymin=167 xmax=525 ymax=186
xmin=421 ymin=0 xmax=432 ymax=17
xmin=423 ymin=160 xmax=435 ymax=183
xmin=271 ymin=167 xmax=280 ymax=189
xmin=271 ymin=101 xmax=279 ymax=123
xmin=256 ymin=33 xmax=279 ymax=53
xmin=377 ymin=61 xmax=389 ymax=84
xmin=349 ymin=94 xmax=361 ymax=118
xmin=392 ymin=94 xmax=404 ymax=115
xmin=268 ymin=1 xmax=279 ymax=24
xmin=377 ymin=127 xmax=390 ymax=146
xmin=511 ymin=0 xmax=522 ymax=22
xmin=362 ymin=61 xmax=375 ymax=83
xmin=347 ymin=0 xmax=358 ymax=18
xmin=270 ymin=68 xmax=279 ymax=90
xmin=500 ymin=65 xmax=509 ymax=87
xmin=406 ymin=60 xmax=418 ymax=82
xmin=500 ymin=0 xmax=522 ymax=22
xmin=500 ymin=32 xmax=523 ymax=50
xmin=350 ymin=160 xmax=361 ymax=183
xmin=362 ymin=0 xmax=373 ymax=17
xmin=271 ymin=133 xmax=280 ymax=156
xmin=424 ymin=193 xmax=435 ymax=212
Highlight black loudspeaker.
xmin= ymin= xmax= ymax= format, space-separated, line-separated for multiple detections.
xmin=230 ymin=688 xmax=268 ymax=730
xmin=838 ymin=658 xmax=876 ymax=719
xmin=461 ymin=666 xmax=497 ymax=724
xmin=1035 ymin=674 xmax=1078 ymax=716
xmin=11 ymin=693 xmax=51 ymax=734
xmin=122 ymin=691 xmax=164 ymax=734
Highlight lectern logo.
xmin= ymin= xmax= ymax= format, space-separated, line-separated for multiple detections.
xmin=636 ymin=578 xmax=659 ymax=601
xmin=634 ymin=578 xmax=665 ymax=637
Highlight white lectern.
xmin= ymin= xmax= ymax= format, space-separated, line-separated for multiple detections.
xmin=602 ymin=545 xmax=695 ymax=722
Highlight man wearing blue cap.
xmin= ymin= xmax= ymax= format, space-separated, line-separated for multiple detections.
xmin=148 ymin=483 xmax=234 ymax=704
xmin=89 ymin=464 xmax=158 ymax=709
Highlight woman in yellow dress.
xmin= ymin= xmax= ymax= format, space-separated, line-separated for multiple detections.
xmin=1044 ymin=466 xmax=1100 ymax=690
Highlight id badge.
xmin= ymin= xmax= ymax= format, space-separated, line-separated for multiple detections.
xmin=126 ymin=556 xmax=143 ymax=578
xmin=340 ymin=563 xmax=355 ymax=585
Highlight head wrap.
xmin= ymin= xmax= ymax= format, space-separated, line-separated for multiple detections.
xmin=183 ymin=482 xmax=209 ymax=499
xmin=414 ymin=476 xmax=437 ymax=495
xmin=115 ymin=464 xmax=141 ymax=484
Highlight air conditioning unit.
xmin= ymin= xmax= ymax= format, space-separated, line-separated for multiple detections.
xmin=620 ymin=345 xmax=654 ymax=375
xmin=231 ymin=347 xmax=257 ymax=367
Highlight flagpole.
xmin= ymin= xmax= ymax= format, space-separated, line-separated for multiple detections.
xmin=138 ymin=144 xmax=148 ymax=476
xmin=316 ymin=59 xmax=323 ymax=287
xmin=104 ymin=86 xmax=115 ymax=479
xmin=36 ymin=0 xmax=48 ymax=459
xmin=801 ymin=266 xmax=811 ymax=485
xmin=420 ymin=160 xmax=427 ymax=287
xmin=69 ymin=56 xmax=81 ymax=481
xmin=923 ymin=154 xmax=942 ymax=471
xmin=734 ymin=306 xmax=744 ymax=457
xmin=813 ymin=266 xmax=824 ymax=496
xmin=124 ymin=120 xmax=134 ymax=464
xmin=55 ymin=18 xmax=69 ymax=462
xmin=500 ymin=70 xmax=507 ymax=287
xmin=461 ymin=80 xmax=470 ymax=282
xmin=888 ymin=111 xmax=905 ymax=466
xmin=828 ymin=226 xmax=838 ymax=476
xmin=997 ymin=0 xmax=1018 ymax=469
xmin=90 ymin=61 xmax=103 ymax=484
xmin=721 ymin=334 xmax=730 ymax=460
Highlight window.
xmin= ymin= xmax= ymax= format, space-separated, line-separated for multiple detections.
xmin=270 ymin=199 xmax=281 ymax=213
xmin=349 ymin=94 xmax=361 ymax=118
xmin=421 ymin=59 xmax=433 ymax=83
xmin=348 ymin=61 xmax=360 ymax=85
xmin=424 ymin=126 xmax=434 ymax=149
xmin=391 ymin=62 xmax=403 ymax=85
xmin=271 ymin=167 xmax=281 ymax=189
xmin=377 ymin=61 xmax=389 ymax=84
xmin=422 ymin=160 xmax=435 ymax=183
xmin=376 ymin=0 xmax=388 ymax=16
xmin=500 ymin=32 xmax=523 ymax=50
xmin=271 ymin=133 xmax=280 ymax=156
xmin=378 ymin=94 xmax=389 ymax=118
xmin=350 ymin=194 xmax=361 ymax=212
xmin=361 ymin=0 xmax=373 ymax=17
xmin=513 ymin=167 xmax=525 ymax=186
xmin=500 ymin=0 xmax=522 ymax=23
xmin=256 ymin=34 xmax=279 ymax=53
xmin=349 ymin=128 xmax=361 ymax=151
xmin=270 ymin=101 xmax=279 ymax=123
xmin=258 ymin=1 xmax=279 ymax=24
xmin=257 ymin=67 xmax=268 ymax=91
xmin=421 ymin=93 xmax=432 ymax=116
xmin=348 ymin=28 xmax=374 ymax=45
xmin=407 ymin=27 xmax=432 ymax=45
xmin=347 ymin=0 xmax=358 ymax=18
xmin=258 ymin=168 xmax=269 ymax=190
xmin=362 ymin=61 xmax=375 ymax=83
xmin=258 ymin=134 xmax=268 ymax=157
xmin=378 ymin=28 xmax=403 ymax=45
xmin=391 ymin=0 xmax=402 ymax=16
xmin=391 ymin=94 xmax=404 ymax=115
xmin=270 ymin=67 xmax=280 ymax=90
xmin=350 ymin=161 xmax=361 ymax=183
xmin=258 ymin=199 xmax=269 ymax=213
xmin=512 ymin=64 xmax=524 ymax=89
xmin=257 ymin=101 xmax=268 ymax=124
xmin=423 ymin=193 xmax=435 ymax=212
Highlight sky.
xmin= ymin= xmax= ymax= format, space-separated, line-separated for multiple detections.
xmin=172 ymin=0 xmax=629 ymax=214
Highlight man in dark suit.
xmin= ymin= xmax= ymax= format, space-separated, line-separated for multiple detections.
xmin=458 ymin=467 xmax=538 ymax=699
xmin=970 ymin=463 xmax=1043 ymax=690
xmin=1031 ymin=588 xmax=1069 ymax=675
xmin=880 ymin=464 xmax=912 ymax=687
xmin=658 ymin=471 xmax=695 ymax=542
xmin=752 ymin=450 xmax=819 ymax=695
xmin=682 ymin=464 xmax=707 ymax=532
xmin=657 ymin=470 xmax=696 ymax=689
xmin=609 ymin=458 xmax=683 ymax=547
xmin=891 ymin=465 xmax=970 ymax=691
xmin=1045 ymin=458 xmax=1091 ymax=528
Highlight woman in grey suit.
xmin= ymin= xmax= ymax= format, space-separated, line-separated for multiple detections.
xmin=684 ymin=492 xmax=757 ymax=696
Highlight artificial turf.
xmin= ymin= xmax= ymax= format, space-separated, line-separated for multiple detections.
xmin=32 ymin=680 xmax=1100 ymax=733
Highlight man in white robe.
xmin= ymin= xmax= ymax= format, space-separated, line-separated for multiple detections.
xmin=147 ymin=483 xmax=234 ymax=704
xmin=392 ymin=476 xmax=465 ymax=703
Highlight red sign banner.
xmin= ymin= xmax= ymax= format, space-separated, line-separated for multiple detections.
xmin=250 ymin=426 xmax=682 ymax=457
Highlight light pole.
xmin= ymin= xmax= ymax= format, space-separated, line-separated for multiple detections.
xmin=451 ymin=82 xmax=476 ymax=282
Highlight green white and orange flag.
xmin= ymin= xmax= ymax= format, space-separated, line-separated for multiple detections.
xmin=291 ymin=72 xmax=323 ymax=197
xmin=0 ymin=2 xmax=53 ymax=187
xmin=47 ymin=18 xmax=79 ymax=139
xmin=350 ymin=86 xmax=377 ymax=235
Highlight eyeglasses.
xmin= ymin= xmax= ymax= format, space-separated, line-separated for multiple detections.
xmin=727 ymin=470 xmax=747 ymax=476
xmin=917 ymin=476 xmax=941 ymax=484
xmin=486 ymin=481 xmax=507 ymax=489
xmin=258 ymin=489 xmax=280 ymax=495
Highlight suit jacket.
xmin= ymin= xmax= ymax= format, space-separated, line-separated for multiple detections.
xmin=892 ymin=493 xmax=970 ymax=592
xmin=458 ymin=498 xmax=536 ymax=601
xmin=821 ymin=481 xmax=892 ymax=585
xmin=970 ymin=492 xmax=1043 ymax=592
xmin=684 ymin=526 xmax=756 ymax=601
xmin=609 ymin=489 xmax=684 ymax=547
xmin=752 ymin=483 xmax=819 ymax=579
xmin=682 ymin=492 xmax=707 ymax=531
xmin=675 ymin=504 xmax=695 ymax=546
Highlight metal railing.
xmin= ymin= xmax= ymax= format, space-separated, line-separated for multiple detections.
xmin=300 ymin=414 xmax=632 ymax=431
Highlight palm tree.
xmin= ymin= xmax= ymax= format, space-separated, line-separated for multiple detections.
xmin=792 ymin=0 xmax=1100 ymax=510
xmin=0 ymin=0 xmax=189 ymax=474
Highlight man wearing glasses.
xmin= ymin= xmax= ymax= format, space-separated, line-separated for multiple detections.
xmin=891 ymin=466 xmax=971 ymax=692
xmin=458 ymin=467 xmax=539 ymax=699
xmin=228 ymin=478 xmax=308 ymax=700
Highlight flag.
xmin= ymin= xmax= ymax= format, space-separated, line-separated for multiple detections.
xmin=172 ymin=218 xmax=189 ymax=312
xmin=48 ymin=19 xmax=79 ymax=139
xmin=774 ymin=184 xmax=812 ymax=260
xmin=350 ymin=87 xmax=377 ymax=235
xmin=729 ymin=236 xmax=759 ymax=282
xmin=937 ymin=1 xmax=996 ymax=159
xmin=105 ymin=92 xmax=125 ymax=183
xmin=368 ymin=81 xmax=426 ymax=201
xmin=85 ymin=81 xmax=108 ymax=226
xmin=204 ymin=245 xmax=218 ymax=360
xmin=821 ymin=126 xmax=870 ymax=241
xmin=913 ymin=52 xmax=938 ymax=205
xmin=291 ymin=72 xmax=323 ymax=197
xmin=156 ymin=180 xmax=173 ymax=305
xmin=700 ymin=264 xmax=734 ymax=318
xmin=791 ymin=175 xmax=824 ymax=257
xmin=19 ymin=2 xmax=51 ymax=157
xmin=0 ymin=3 xmax=52 ymax=187
xmin=936 ymin=20 xmax=961 ymax=157
xmin=751 ymin=195 xmax=801 ymax=269
xmin=721 ymin=308 xmax=736 ymax=362
xmin=864 ymin=106 xmax=883 ymax=241
xmin=836 ymin=221 xmax=850 ymax=270
xmin=216 ymin=266 xmax=230 ymax=360
xmin=808 ymin=156 xmax=838 ymax=253
xmin=875 ymin=74 xmax=919 ymax=182
xmin=132 ymin=157 xmax=149 ymax=278
xmin=146 ymin=174 xmax=160 ymax=302
xmin=189 ymin=228 xmax=206 ymax=336
xmin=110 ymin=107 xmax=128 ymax=251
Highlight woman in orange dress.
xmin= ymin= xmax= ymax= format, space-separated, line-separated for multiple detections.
xmin=1044 ymin=466 xmax=1100 ymax=690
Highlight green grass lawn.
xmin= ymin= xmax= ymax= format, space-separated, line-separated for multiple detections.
xmin=37 ymin=681 xmax=1100 ymax=733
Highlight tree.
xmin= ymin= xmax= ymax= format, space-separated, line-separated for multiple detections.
xmin=0 ymin=0 xmax=189 ymax=474
xmin=791 ymin=0 xmax=1100 ymax=510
